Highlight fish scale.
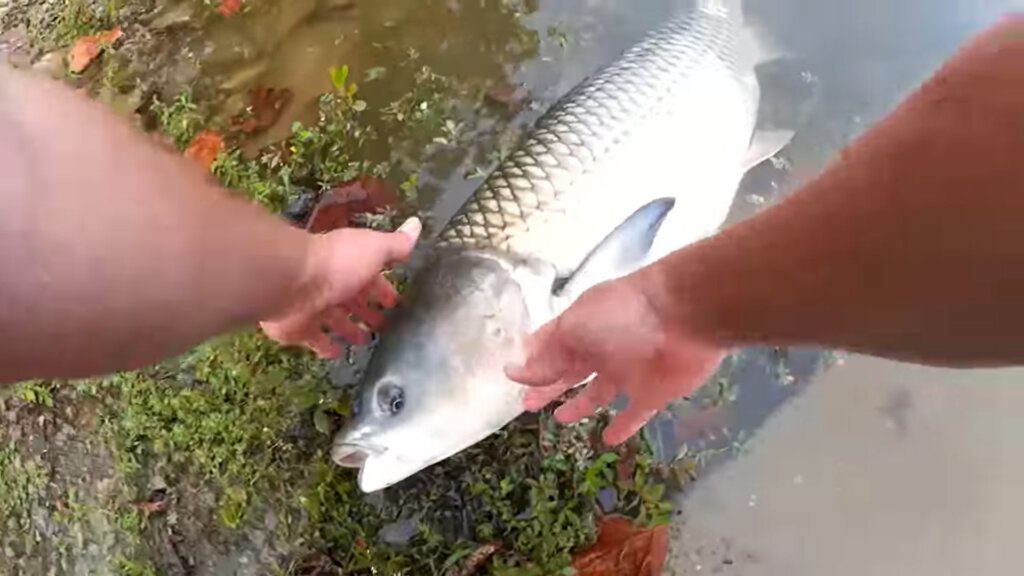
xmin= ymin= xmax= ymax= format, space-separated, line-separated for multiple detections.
xmin=437 ymin=6 xmax=743 ymax=259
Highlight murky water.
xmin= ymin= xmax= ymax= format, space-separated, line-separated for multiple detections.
xmin=196 ymin=0 xmax=1021 ymax=475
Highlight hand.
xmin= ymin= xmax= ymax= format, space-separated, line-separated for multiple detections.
xmin=260 ymin=217 xmax=421 ymax=358
xmin=504 ymin=273 xmax=726 ymax=445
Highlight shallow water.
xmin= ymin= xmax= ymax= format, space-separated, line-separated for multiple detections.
xmin=199 ymin=0 xmax=1021 ymax=471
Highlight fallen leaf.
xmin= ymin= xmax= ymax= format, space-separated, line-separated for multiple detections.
xmin=306 ymin=177 xmax=399 ymax=234
xmin=68 ymin=27 xmax=122 ymax=74
xmin=218 ymin=0 xmax=242 ymax=18
xmin=445 ymin=542 xmax=502 ymax=576
xmin=136 ymin=499 xmax=168 ymax=514
xmin=232 ymin=86 xmax=293 ymax=134
xmin=572 ymin=516 xmax=669 ymax=576
xmin=184 ymin=130 xmax=224 ymax=171
xmin=615 ymin=437 xmax=639 ymax=486
xmin=485 ymin=82 xmax=530 ymax=113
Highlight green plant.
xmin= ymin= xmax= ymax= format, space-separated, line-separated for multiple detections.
xmin=152 ymin=91 xmax=205 ymax=150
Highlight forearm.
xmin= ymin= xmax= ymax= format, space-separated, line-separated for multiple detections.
xmin=0 ymin=67 xmax=309 ymax=382
xmin=643 ymin=15 xmax=1024 ymax=367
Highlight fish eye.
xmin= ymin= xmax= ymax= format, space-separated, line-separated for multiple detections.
xmin=377 ymin=383 xmax=405 ymax=416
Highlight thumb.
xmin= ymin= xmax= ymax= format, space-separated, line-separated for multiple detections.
xmin=384 ymin=217 xmax=422 ymax=262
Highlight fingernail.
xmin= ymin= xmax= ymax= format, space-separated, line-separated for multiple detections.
xmin=397 ymin=217 xmax=422 ymax=237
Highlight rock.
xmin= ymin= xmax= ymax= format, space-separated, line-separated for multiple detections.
xmin=597 ymin=487 xmax=618 ymax=513
xmin=380 ymin=518 xmax=419 ymax=547
xmin=32 ymin=50 xmax=67 ymax=79
xmin=0 ymin=26 xmax=31 ymax=69
xmin=281 ymin=188 xmax=318 ymax=227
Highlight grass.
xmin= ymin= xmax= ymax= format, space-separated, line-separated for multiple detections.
xmin=90 ymin=332 xmax=332 ymax=527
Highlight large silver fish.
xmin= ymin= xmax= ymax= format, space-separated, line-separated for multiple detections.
xmin=332 ymin=0 xmax=793 ymax=492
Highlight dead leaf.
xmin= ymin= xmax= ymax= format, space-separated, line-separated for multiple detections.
xmin=306 ymin=177 xmax=399 ymax=234
xmin=68 ymin=27 xmax=122 ymax=74
xmin=445 ymin=542 xmax=502 ymax=576
xmin=615 ymin=437 xmax=639 ymax=486
xmin=218 ymin=0 xmax=242 ymax=18
xmin=184 ymin=130 xmax=224 ymax=171
xmin=137 ymin=499 xmax=168 ymax=514
xmin=485 ymin=82 xmax=530 ymax=113
xmin=572 ymin=516 xmax=669 ymax=576
xmin=232 ymin=86 xmax=293 ymax=134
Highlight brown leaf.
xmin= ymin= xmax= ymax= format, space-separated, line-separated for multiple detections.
xmin=218 ymin=0 xmax=242 ymax=18
xmin=615 ymin=436 xmax=639 ymax=486
xmin=184 ymin=130 xmax=224 ymax=171
xmin=485 ymin=82 xmax=530 ymax=113
xmin=306 ymin=177 xmax=399 ymax=234
xmin=445 ymin=542 xmax=502 ymax=576
xmin=136 ymin=499 xmax=168 ymax=514
xmin=68 ymin=27 xmax=122 ymax=74
xmin=233 ymin=86 xmax=293 ymax=134
xmin=572 ymin=516 xmax=669 ymax=576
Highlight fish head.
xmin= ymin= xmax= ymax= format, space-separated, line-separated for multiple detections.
xmin=332 ymin=250 xmax=546 ymax=492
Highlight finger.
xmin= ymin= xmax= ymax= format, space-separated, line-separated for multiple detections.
xmin=367 ymin=275 xmax=398 ymax=308
xmin=344 ymin=295 xmax=385 ymax=331
xmin=323 ymin=308 xmax=370 ymax=345
xmin=306 ymin=330 xmax=342 ymax=359
xmin=554 ymin=378 xmax=617 ymax=423
xmin=503 ymin=321 xmax=571 ymax=387
xmin=602 ymin=396 xmax=661 ymax=446
xmin=523 ymin=383 xmax=572 ymax=411
xmin=260 ymin=319 xmax=314 ymax=347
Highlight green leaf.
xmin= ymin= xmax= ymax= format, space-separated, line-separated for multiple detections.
xmin=329 ymin=65 xmax=349 ymax=92
xmin=313 ymin=408 xmax=333 ymax=435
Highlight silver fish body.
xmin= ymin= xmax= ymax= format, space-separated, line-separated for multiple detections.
xmin=333 ymin=0 xmax=791 ymax=492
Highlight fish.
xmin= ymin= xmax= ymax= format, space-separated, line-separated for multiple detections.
xmin=332 ymin=0 xmax=794 ymax=492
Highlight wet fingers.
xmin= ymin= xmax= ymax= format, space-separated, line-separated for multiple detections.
xmin=523 ymin=384 xmax=570 ymax=411
xmin=554 ymin=377 xmax=616 ymax=423
xmin=602 ymin=395 xmax=661 ymax=446
xmin=323 ymin=307 xmax=370 ymax=345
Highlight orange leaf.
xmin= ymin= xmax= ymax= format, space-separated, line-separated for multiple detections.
xmin=306 ymin=177 xmax=399 ymax=233
xmin=68 ymin=27 xmax=123 ymax=74
xmin=572 ymin=517 xmax=669 ymax=576
xmin=218 ymin=0 xmax=242 ymax=18
xmin=184 ymin=130 xmax=224 ymax=171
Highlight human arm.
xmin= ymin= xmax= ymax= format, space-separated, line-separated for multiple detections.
xmin=506 ymin=15 xmax=1024 ymax=444
xmin=0 ymin=66 xmax=419 ymax=384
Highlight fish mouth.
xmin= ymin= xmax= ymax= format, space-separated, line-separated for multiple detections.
xmin=331 ymin=442 xmax=385 ymax=468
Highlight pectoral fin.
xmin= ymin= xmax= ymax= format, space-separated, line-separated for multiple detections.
xmin=742 ymin=129 xmax=794 ymax=171
xmin=554 ymin=198 xmax=676 ymax=301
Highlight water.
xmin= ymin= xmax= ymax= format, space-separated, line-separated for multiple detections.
xmin=196 ymin=0 xmax=1021 ymax=473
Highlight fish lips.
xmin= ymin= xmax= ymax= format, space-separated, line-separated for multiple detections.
xmin=331 ymin=443 xmax=372 ymax=468
xmin=331 ymin=442 xmax=414 ymax=492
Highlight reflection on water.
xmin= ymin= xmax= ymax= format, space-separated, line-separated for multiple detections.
xmin=185 ymin=0 xmax=1021 ymax=476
